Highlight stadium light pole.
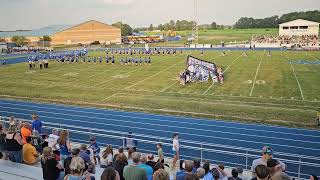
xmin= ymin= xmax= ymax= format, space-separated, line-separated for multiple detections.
xmin=192 ymin=0 xmax=199 ymax=47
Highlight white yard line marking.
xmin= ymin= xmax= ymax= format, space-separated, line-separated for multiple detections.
xmin=95 ymin=67 xmax=142 ymax=88
xmin=249 ymin=53 xmax=264 ymax=97
xmin=124 ymin=61 xmax=183 ymax=90
xmin=160 ymin=81 xmax=178 ymax=92
xmin=284 ymin=52 xmax=305 ymax=101
xmin=203 ymin=54 xmax=242 ymax=95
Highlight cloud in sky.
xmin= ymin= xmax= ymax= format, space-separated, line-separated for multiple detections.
xmin=102 ymin=0 xmax=135 ymax=5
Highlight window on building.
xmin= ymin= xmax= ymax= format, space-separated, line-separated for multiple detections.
xmin=290 ymin=26 xmax=299 ymax=29
xmin=282 ymin=26 xmax=289 ymax=30
xmin=299 ymin=26 xmax=308 ymax=29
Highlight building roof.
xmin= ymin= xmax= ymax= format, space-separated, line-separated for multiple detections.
xmin=0 ymin=20 xmax=119 ymax=38
xmin=52 ymin=20 xmax=120 ymax=36
xmin=279 ymin=19 xmax=320 ymax=26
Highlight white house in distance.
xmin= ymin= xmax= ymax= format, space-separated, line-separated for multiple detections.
xmin=279 ymin=19 xmax=319 ymax=37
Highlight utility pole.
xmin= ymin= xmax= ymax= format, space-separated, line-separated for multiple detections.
xmin=192 ymin=0 xmax=199 ymax=47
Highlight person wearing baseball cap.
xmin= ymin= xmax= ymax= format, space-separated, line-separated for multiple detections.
xmin=251 ymin=146 xmax=286 ymax=177
xmin=267 ymin=159 xmax=292 ymax=180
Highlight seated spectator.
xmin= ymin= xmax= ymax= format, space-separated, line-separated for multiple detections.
xmin=123 ymin=152 xmax=147 ymax=180
xmin=89 ymin=136 xmax=101 ymax=165
xmin=251 ymin=165 xmax=269 ymax=180
xmin=21 ymin=122 xmax=32 ymax=144
xmin=101 ymin=166 xmax=121 ymax=180
xmin=146 ymin=154 xmax=157 ymax=171
xmin=267 ymin=159 xmax=291 ymax=180
xmin=41 ymin=147 xmax=64 ymax=180
xmin=202 ymin=161 xmax=213 ymax=180
xmin=186 ymin=173 xmax=200 ymax=180
xmin=0 ymin=124 xmax=7 ymax=160
xmin=153 ymin=169 xmax=170 ymax=180
xmin=236 ymin=167 xmax=246 ymax=180
xmin=114 ymin=153 xmax=128 ymax=180
xmin=47 ymin=129 xmax=60 ymax=151
xmin=6 ymin=125 xmax=23 ymax=163
xmin=64 ymin=148 xmax=81 ymax=177
xmin=64 ymin=157 xmax=91 ymax=180
xmin=192 ymin=159 xmax=201 ymax=173
xmin=138 ymin=155 xmax=153 ymax=180
xmin=79 ymin=144 xmax=95 ymax=174
xmin=310 ymin=175 xmax=319 ymax=180
xmin=251 ymin=146 xmax=286 ymax=177
xmin=127 ymin=148 xmax=135 ymax=165
xmin=101 ymin=145 xmax=113 ymax=168
xmin=22 ymin=136 xmax=39 ymax=165
xmin=31 ymin=130 xmax=44 ymax=153
xmin=31 ymin=114 xmax=42 ymax=134
xmin=197 ymin=167 xmax=205 ymax=179
xmin=176 ymin=160 xmax=194 ymax=180
xmin=212 ymin=168 xmax=220 ymax=180
xmin=228 ymin=168 xmax=242 ymax=180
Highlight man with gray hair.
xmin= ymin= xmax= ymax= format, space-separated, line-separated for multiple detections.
xmin=123 ymin=152 xmax=147 ymax=180
xmin=138 ymin=155 xmax=153 ymax=180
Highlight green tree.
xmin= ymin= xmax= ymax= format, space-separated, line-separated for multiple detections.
xmin=11 ymin=36 xmax=29 ymax=46
xmin=158 ymin=24 xmax=164 ymax=31
xmin=39 ymin=35 xmax=52 ymax=42
xmin=210 ymin=22 xmax=217 ymax=30
xmin=149 ymin=24 xmax=154 ymax=31
xmin=112 ymin=22 xmax=133 ymax=36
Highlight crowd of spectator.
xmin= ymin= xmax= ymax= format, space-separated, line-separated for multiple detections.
xmin=0 ymin=115 xmax=319 ymax=180
xmin=251 ymin=35 xmax=319 ymax=47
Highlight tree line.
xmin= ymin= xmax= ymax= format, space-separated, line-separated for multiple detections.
xmin=234 ymin=10 xmax=320 ymax=29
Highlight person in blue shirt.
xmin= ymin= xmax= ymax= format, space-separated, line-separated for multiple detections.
xmin=176 ymin=160 xmax=193 ymax=180
xmin=138 ymin=155 xmax=153 ymax=180
xmin=31 ymin=114 xmax=42 ymax=134
xmin=89 ymin=136 xmax=101 ymax=165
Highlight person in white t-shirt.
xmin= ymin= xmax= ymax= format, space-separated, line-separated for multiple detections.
xmin=172 ymin=133 xmax=180 ymax=170
xmin=46 ymin=129 xmax=60 ymax=151
xmin=100 ymin=145 xmax=113 ymax=168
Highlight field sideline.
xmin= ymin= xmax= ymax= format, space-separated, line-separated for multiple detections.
xmin=0 ymin=50 xmax=319 ymax=128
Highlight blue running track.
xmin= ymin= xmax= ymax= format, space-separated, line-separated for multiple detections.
xmin=0 ymin=99 xmax=319 ymax=179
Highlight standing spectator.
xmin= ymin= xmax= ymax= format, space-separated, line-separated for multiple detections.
xmin=21 ymin=122 xmax=32 ymax=144
xmin=186 ymin=173 xmax=200 ymax=180
xmin=146 ymin=154 xmax=157 ymax=171
xmin=41 ymin=147 xmax=64 ymax=180
xmin=251 ymin=165 xmax=269 ymax=180
xmin=176 ymin=160 xmax=193 ymax=180
xmin=251 ymin=146 xmax=286 ymax=177
xmin=217 ymin=164 xmax=228 ymax=180
xmin=114 ymin=153 xmax=128 ymax=180
xmin=192 ymin=159 xmax=201 ymax=173
xmin=267 ymin=159 xmax=291 ymax=180
xmin=113 ymin=146 xmax=124 ymax=162
xmin=138 ymin=155 xmax=153 ymax=180
xmin=22 ymin=136 xmax=39 ymax=165
xmin=89 ymin=136 xmax=101 ymax=165
xmin=58 ymin=130 xmax=71 ymax=164
xmin=47 ymin=129 xmax=60 ymax=160
xmin=212 ymin=168 xmax=220 ymax=180
xmin=124 ymin=132 xmax=137 ymax=151
xmin=0 ymin=123 xmax=7 ymax=159
xmin=101 ymin=145 xmax=113 ymax=168
xmin=172 ymin=133 xmax=180 ymax=170
xmin=202 ymin=162 xmax=213 ymax=180
xmin=64 ymin=157 xmax=91 ymax=180
xmin=157 ymin=143 xmax=164 ymax=163
xmin=123 ymin=152 xmax=147 ymax=180
xmin=5 ymin=125 xmax=23 ymax=163
xmin=31 ymin=114 xmax=43 ymax=134
xmin=153 ymin=169 xmax=169 ymax=180
xmin=154 ymin=162 xmax=165 ymax=172
xmin=101 ymin=166 xmax=121 ymax=180
xmin=31 ymin=130 xmax=44 ymax=153
xmin=228 ymin=168 xmax=242 ymax=180
xmin=127 ymin=148 xmax=135 ymax=165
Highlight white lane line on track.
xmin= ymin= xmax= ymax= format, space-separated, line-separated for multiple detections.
xmin=1 ymin=109 xmax=320 ymax=152
xmin=1 ymin=105 xmax=320 ymax=144
xmin=0 ymin=98 xmax=319 ymax=136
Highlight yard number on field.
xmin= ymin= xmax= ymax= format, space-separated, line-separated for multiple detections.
xmin=245 ymin=80 xmax=266 ymax=84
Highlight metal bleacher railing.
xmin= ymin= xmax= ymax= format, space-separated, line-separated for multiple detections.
xmin=1 ymin=116 xmax=319 ymax=180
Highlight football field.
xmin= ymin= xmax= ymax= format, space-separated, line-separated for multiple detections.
xmin=0 ymin=50 xmax=320 ymax=128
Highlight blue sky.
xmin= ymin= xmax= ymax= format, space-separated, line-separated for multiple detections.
xmin=0 ymin=0 xmax=319 ymax=30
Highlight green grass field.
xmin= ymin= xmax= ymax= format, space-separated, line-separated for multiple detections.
xmin=0 ymin=50 xmax=320 ymax=129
